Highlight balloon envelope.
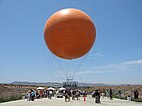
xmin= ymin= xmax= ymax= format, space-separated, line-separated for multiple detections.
xmin=44 ymin=8 xmax=96 ymax=60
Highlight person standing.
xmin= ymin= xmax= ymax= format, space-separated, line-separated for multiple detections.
xmin=134 ymin=90 xmax=139 ymax=99
xmin=26 ymin=91 xmax=31 ymax=101
xmin=109 ymin=89 xmax=113 ymax=100
xmin=101 ymin=89 xmax=105 ymax=99
xmin=118 ymin=89 xmax=121 ymax=99
xmin=105 ymin=89 xmax=109 ymax=98
xmin=72 ymin=89 xmax=76 ymax=100
xmin=94 ymin=90 xmax=101 ymax=103
xmin=83 ymin=90 xmax=87 ymax=101
xmin=49 ymin=90 xmax=53 ymax=99
xmin=76 ymin=90 xmax=80 ymax=100
xmin=31 ymin=89 xmax=35 ymax=101
xmin=64 ymin=90 xmax=68 ymax=102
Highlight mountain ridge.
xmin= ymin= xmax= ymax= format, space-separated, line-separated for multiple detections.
xmin=11 ymin=81 xmax=111 ymax=87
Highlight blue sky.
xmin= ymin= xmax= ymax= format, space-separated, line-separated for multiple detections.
xmin=0 ymin=0 xmax=142 ymax=84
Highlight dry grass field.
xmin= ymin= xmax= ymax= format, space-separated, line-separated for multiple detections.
xmin=0 ymin=84 xmax=47 ymax=103
xmin=0 ymin=84 xmax=142 ymax=102
xmin=86 ymin=85 xmax=142 ymax=100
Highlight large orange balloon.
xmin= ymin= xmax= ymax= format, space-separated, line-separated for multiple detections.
xmin=44 ymin=8 xmax=96 ymax=60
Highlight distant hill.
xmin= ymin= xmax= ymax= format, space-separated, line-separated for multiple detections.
xmin=78 ymin=82 xmax=109 ymax=87
xmin=11 ymin=81 xmax=109 ymax=87
xmin=11 ymin=81 xmax=62 ymax=87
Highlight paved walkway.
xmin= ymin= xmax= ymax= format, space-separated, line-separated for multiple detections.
xmin=0 ymin=96 xmax=141 ymax=106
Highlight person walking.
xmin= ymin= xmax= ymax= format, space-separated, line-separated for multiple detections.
xmin=64 ymin=89 xmax=71 ymax=102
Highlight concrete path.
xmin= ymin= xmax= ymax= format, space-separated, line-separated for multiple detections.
xmin=0 ymin=96 xmax=141 ymax=106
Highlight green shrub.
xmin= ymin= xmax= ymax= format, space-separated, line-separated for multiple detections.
xmin=132 ymin=98 xmax=142 ymax=102
xmin=0 ymin=96 xmax=22 ymax=103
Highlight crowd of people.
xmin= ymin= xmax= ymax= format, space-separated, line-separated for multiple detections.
xmin=63 ymin=89 xmax=87 ymax=102
xmin=26 ymin=89 xmax=55 ymax=101
xmin=25 ymin=87 xmax=140 ymax=104
xmin=25 ymin=88 xmax=88 ymax=102
xmin=92 ymin=89 xmax=114 ymax=103
xmin=92 ymin=88 xmax=140 ymax=103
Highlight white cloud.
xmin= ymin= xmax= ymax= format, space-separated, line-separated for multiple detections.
xmin=88 ymin=52 xmax=103 ymax=57
xmin=76 ymin=59 xmax=142 ymax=75
xmin=94 ymin=53 xmax=103 ymax=57
xmin=76 ymin=71 xmax=92 ymax=75
xmin=122 ymin=59 xmax=142 ymax=65
xmin=95 ymin=59 xmax=142 ymax=73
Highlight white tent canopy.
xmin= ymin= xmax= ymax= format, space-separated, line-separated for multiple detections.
xmin=59 ymin=87 xmax=66 ymax=91
xmin=47 ymin=87 xmax=55 ymax=90
xmin=37 ymin=87 xmax=44 ymax=90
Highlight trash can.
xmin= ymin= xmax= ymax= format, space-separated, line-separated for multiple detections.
xmin=127 ymin=96 xmax=131 ymax=101
xmin=22 ymin=95 xmax=25 ymax=100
